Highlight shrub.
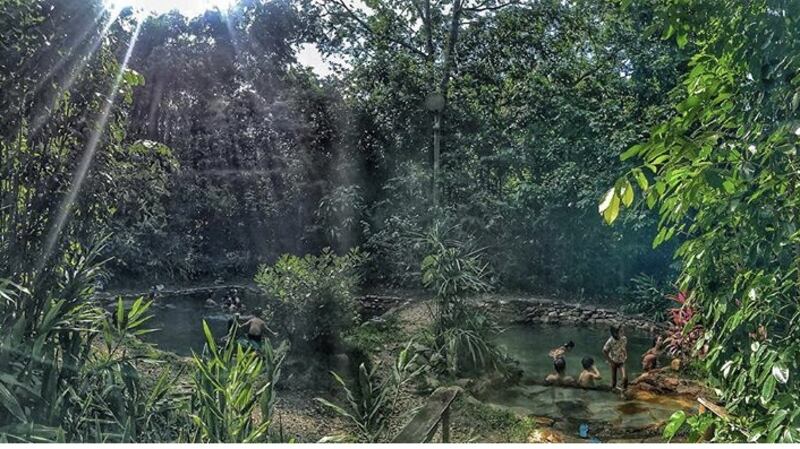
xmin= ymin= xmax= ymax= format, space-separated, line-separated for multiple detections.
xmin=416 ymin=221 xmax=514 ymax=379
xmin=618 ymin=274 xmax=672 ymax=321
xmin=316 ymin=340 xmax=425 ymax=442
xmin=0 ymin=239 xmax=182 ymax=443
xmin=188 ymin=322 xmax=286 ymax=443
xmin=254 ymin=248 xmax=366 ymax=352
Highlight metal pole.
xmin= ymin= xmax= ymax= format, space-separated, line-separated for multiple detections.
xmin=433 ymin=111 xmax=441 ymax=209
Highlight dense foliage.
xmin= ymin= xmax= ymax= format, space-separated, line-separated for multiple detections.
xmin=254 ymin=249 xmax=365 ymax=351
xmin=5 ymin=0 xmax=800 ymax=443
xmin=311 ymin=0 xmax=684 ymax=295
xmin=605 ymin=0 xmax=800 ymax=442
xmin=0 ymin=240 xmax=182 ymax=442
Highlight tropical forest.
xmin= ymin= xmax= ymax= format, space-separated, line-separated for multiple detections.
xmin=0 ymin=0 xmax=798 ymax=443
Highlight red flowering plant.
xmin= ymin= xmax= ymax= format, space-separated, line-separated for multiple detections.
xmin=663 ymin=291 xmax=705 ymax=361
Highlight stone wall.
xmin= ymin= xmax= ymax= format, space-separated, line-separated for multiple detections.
xmin=480 ymin=298 xmax=665 ymax=334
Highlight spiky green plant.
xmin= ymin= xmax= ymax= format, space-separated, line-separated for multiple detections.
xmin=0 ymin=238 xmax=182 ymax=442
xmin=316 ymin=340 xmax=425 ymax=442
xmin=188 ymin=322 xmax=285 ymax=443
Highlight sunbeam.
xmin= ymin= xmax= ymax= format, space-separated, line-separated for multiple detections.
xmin=36 ymin=18 xmax=144 ymax=277
xmin=104 ymin=0 xmax=234 ymax=17
xmin=32 ymin=5 xmax=115 ymax=95
xmin=30 ymin=7 xmax=122 ymax=135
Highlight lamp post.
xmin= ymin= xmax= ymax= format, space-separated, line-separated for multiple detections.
xmin=425 ymin=92 xmax=445 ymax=209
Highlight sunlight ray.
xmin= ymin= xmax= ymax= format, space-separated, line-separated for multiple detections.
xmin=30 ymin=8 xmax=122 ymax=135
xmin=36 ymin=19 xmax=144 ymax=277
xmin=32 ymin=5 xmax=115 ymax=95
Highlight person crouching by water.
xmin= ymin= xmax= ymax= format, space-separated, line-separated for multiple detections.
xmin=603 ymin=325 xmax=628 ymax=390
xmin=545 ymin=357 xmax=575 ymax=386
xmin=641 ymin=336 xmax=663 ymax=372
xmin=578 ymin=356 xmax=602 ymax=388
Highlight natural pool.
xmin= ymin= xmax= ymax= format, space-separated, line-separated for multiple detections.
xmin=486 ymin=324 xmax=693 ymax=439
xmin=141 ymin=292 xmax=258 ymax=356
xmin=138 ymin=293 xmax=694 ymax=440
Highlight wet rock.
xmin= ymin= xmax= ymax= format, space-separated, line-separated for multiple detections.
xmin=527 ymin=427 xmax=566 ymax=443
xmin=531 ymin=415 xmax=555 ymax=427
xmin=629 ymin=367 xmax=709 ymax=399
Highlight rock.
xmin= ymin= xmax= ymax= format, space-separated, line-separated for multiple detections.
xmin=547 ymin=311 xmax=559 ymax=318
xmin=331 ymin=353 xmax=350 ymax=374
xmin=527 ymin=428 xmax=565 ymax=443
xmin=454 ymin=378 xmax=472 ymax=389
xmin=531 ymin=416 xmax=555 ymax=427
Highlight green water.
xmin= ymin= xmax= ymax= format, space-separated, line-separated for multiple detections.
xmin=141 ymin=292 xmax=259 ymax=356
xmin=496 ymin=324 xmax=653 ymax=381
xmin=489 ymin=324 xmax=691 ymax=438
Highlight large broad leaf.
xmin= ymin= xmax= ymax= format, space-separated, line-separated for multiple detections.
xmin=663 ymin=410 xmax=686 ymax=441
xmin=599 ymin=188 xmax=620 ymax=224
xmin=621 ymin=180 xmax=634 ymax=207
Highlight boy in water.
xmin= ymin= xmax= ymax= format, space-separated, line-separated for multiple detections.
xmin=603 ymin=325 xmax=628 ymax=390
xmin=239 ymin=308 xmax=277 ymax=345
xmin=545 ymin=357 xmax=575 ymax=386
xmin=578 ymin=356 xmax=602 ymax=388
xmin=641 ymin=336 xmax=663 ymax=371
xmin=546 ymin=341 xmax=575 ymax=382
xmin=548 ymin=340 xmax=575 ymax=361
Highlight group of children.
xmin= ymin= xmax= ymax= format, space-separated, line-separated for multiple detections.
xmin=545 ymin=325 xmax=661 ymax=391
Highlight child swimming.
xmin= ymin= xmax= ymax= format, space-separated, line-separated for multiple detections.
xmin=578 ymin=356 xmax=602 ymax=388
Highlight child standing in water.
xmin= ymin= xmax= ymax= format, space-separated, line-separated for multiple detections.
xmin=578 ymin=356 xmax=602 ymax=388
xmin=548 ymin=340 xmax=575 ymax=361
xmin=603 ymin=325 xmax=628 ymax=390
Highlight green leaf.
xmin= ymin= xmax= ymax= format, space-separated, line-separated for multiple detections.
xmin=634 ymin=169 xmax=649 ymax=190
xmin=663 ymin=410 xmax=686 ymax=440
xmin=622 ymin=180 xmax=634 ymax=207
xmin=761 ymin=376 xmax=776 ymax=405
xmin=599 ymin=188 xmax=620 ymax=224
xmin=0 ymin=382 xmax=26 ymax=423
xmin=676 ymin=33 xmax=688 ymax=49
xmin=769 ymin=409 xmax=787 ymax=432
xmin=621 ymin=144 xmax=642 ymax=161
xmin=772 ymin=365 xmax=789 ymax=384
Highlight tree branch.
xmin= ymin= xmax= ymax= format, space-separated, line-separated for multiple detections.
xmin=328 ymin=0 xmax=428 ymax=59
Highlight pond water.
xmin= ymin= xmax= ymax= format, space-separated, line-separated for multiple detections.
xmin=488 ymin=324 xmax=693 ymax=438
xmin=141 ymin=292 xmax=259 ymax=356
